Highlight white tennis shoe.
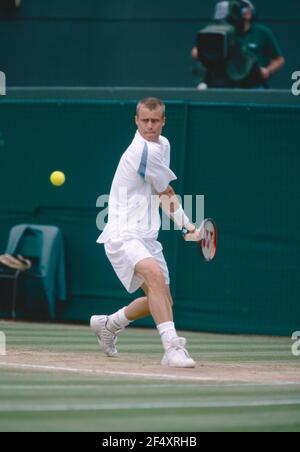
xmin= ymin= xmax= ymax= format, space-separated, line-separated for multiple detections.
xmin=90 ymin=315 xmax=119 ymax=357
xmin=161 ymin=337 xmax=196 ymax=368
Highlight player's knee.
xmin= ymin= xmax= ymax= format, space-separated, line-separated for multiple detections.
xmin=145 ymin=266 xmax=165 ymax=290
xmin=135 ymin=259 xmax=166 ymax=291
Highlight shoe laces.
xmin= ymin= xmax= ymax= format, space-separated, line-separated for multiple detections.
xmin=105 ymin=320 xmax=123 ymax=336
xmin=169 ymin=337 xmax=194 ymax=360
xmin=170 ymin=337 xmax=187 ymax=349
xmin=101 ymin=322 xmax=117 ymax=344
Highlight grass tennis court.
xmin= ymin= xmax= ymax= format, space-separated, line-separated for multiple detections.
xmin=0 ymin=320 xmax=299 ymax=432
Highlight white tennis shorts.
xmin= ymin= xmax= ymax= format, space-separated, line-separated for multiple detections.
xmin=104 ymin=237 xmax=170 ymax=293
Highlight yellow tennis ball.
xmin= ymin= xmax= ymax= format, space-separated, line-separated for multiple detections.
xmin=50 ymin=171 xmax=66 ymax=187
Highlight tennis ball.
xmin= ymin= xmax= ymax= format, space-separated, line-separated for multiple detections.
xmin=50 ymin=171 xmax=66 ymax=187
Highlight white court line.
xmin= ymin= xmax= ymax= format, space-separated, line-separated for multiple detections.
xmin=0 ymin=382 xmax=297 ymax=390
xmin=0 ymin=362 xmax=235 ymax=382
xmin=0 ymin=400 xmax=300 ymax=413
xmin=0 ymin=384 xmax=193 ymax=390
xmin=0 ymin=362 xmax=299 ymax=385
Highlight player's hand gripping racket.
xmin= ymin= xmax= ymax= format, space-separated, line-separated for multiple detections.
xmin=182 ymin=218 xmax=217 ymax=262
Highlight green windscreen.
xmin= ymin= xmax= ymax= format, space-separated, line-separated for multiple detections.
xmin=0 ymin=92 xmax=299 ymax=334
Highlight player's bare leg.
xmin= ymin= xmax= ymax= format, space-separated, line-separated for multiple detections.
xmin=134 ymin=257 xmax=195 ymax=368
xmin=91 ymin=259 xmax=195 ymax=367
xmin=134 ymin=258 xmax=173 ymax=324
xmin=124 ymin=285 xmax=150 ymax=320
xmin=124 ymin=284 xmax=173 ymax=321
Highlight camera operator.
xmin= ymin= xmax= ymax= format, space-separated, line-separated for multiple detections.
xmin=191 ymin=0 xmax=285 ymax=89
xmin=239 ymin=1 xmax=285 ymax=86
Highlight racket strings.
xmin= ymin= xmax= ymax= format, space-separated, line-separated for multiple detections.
xmin=201 ymin=220 xmax=217 ymax=261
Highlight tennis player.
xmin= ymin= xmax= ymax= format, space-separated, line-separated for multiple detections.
xmin=91 ymin=98 xmax=201 ymax=368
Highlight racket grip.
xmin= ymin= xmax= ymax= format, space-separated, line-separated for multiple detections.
xmin=182 ymin=227 xmax=202 ymax=242
xmin=182 ymin=227 xmax=189 ymax=238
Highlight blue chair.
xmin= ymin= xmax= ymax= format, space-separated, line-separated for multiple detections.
xmin=3 ymin=224 xmax=67 ymax=320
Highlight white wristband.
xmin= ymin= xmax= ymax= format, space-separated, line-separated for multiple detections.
xmin=170 ymin=206 xmax=190 ymax=229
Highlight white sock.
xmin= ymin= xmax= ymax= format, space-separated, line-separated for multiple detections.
xmin=157 ymin=321 xmax=178 ymax=351
xmin=106 ymin=307 xmax=132 ymax=333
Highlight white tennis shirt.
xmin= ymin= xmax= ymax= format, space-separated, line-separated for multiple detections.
xmin=97 ymin=130 xmax=177 ymax=243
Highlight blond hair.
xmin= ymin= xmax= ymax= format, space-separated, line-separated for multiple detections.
xmin=136 ymin=97 xmax=166 ymax=117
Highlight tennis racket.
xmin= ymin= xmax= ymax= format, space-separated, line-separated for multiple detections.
xmin=182 ymin=218 xmax=217 ymax=262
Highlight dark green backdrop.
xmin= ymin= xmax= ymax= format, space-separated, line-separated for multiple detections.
xmin=0 ymin=91 xmax=299 ymax=335
xmin=0 ymin=0 xmax=299 ymax=89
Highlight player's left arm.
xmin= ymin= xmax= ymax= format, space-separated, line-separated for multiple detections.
xmin=159 ymin=185 xmax=201 ymax=240
xmin=142 ymin=145 xmax=202 ymax=240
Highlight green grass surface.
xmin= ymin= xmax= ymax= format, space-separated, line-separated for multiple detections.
xmin=0 ymin=321 xmax=299 ymax=432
